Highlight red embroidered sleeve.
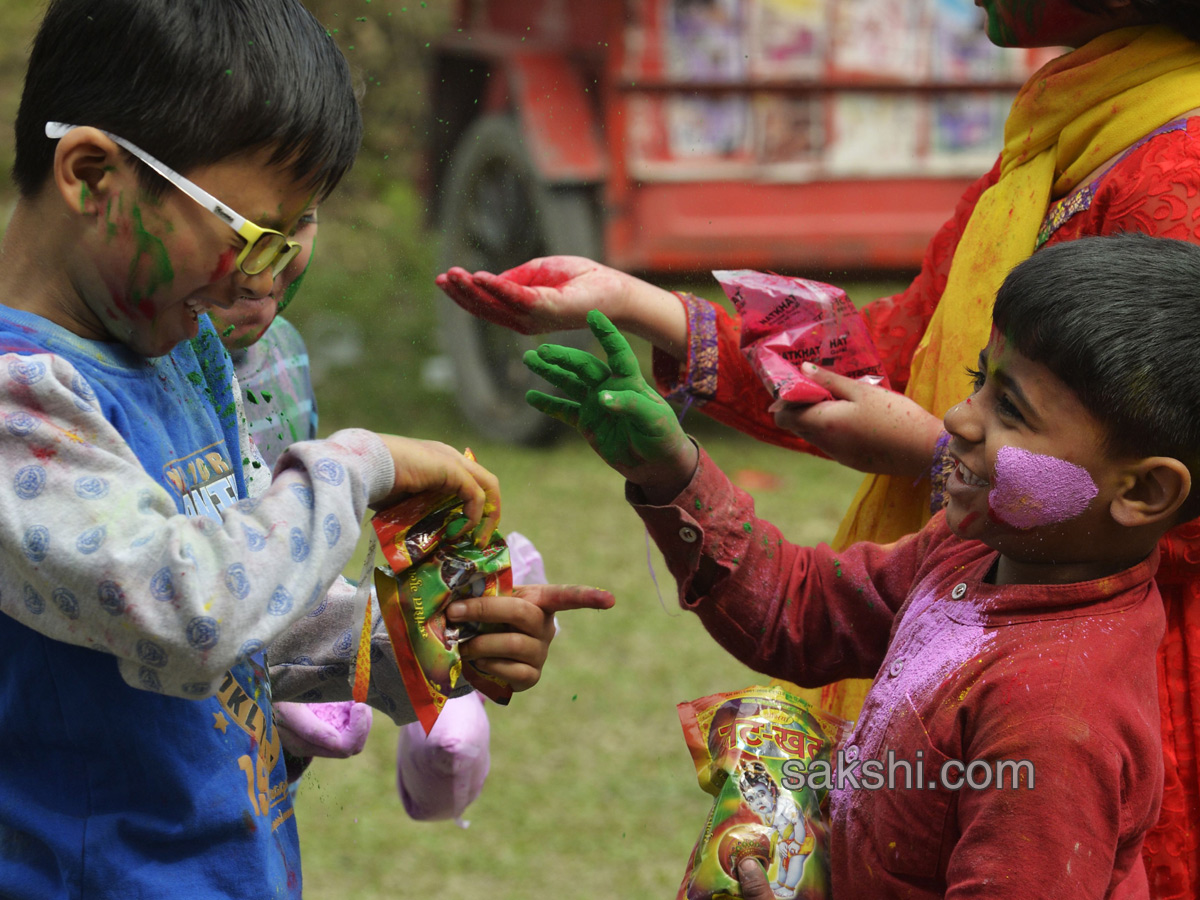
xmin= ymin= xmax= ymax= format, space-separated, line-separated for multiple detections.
xmin=651 ymin=161 xmax=1001 ymax=454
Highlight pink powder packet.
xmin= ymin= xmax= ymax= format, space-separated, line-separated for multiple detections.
xmin=274 ymin=700 xmax=373 ymax=760
xmin=714 ymin=270 xmax=890 ymax=408
xmin=397 ymin=691 xmax=491 ymax=827
xmin=392 ymin=531 xmax=546 ymax=827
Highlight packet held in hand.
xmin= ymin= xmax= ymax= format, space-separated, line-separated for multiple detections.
xmin=372 ymin=490 xmax=513 ymax=735
xmin=714 ymin=270 xmax=889 ymax=409
xmin=677 ymin=685 xmax=848 ymax=900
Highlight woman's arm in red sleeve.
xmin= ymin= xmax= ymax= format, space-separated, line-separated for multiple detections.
xmin=651 ymin=159 xmax=1002 ymax=450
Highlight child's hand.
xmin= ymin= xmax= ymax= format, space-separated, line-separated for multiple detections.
xmin=447 ymin=583 xmax=615 ymax=692
xmin=737 ymin=859 xmax=776 ymax=900
xmin=524 ymin=310 xmax=698 ymax=498
xmin=772 ymin=363 xmax=944 ymax=476
xmin=373 ymin=435 xmax=501 ymax=545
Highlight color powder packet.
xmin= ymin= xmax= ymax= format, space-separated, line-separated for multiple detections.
xmin=677 ymin=685 xmax=848 ymax=900
xmin=371 ymin=490 xmax=514 ymax=735
xmin=714 ymin=270 xmax=889 ymax=409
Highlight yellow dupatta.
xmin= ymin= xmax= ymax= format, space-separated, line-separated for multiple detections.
xmin=792 ymin=26 xmax=1200 ymax=719
xmin=838 ymin=25 xmax=1200 ymax=550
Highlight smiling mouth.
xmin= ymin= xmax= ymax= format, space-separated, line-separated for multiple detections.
xmin=954 ymin=459 xmax=989 ymax=488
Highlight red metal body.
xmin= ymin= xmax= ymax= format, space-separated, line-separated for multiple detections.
xmin=430 ymin=0 xmax=1037 ymax=276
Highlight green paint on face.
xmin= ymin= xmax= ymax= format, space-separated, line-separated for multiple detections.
xmin=276 ymin=231 xmax=316 ymax=315
xmin=105 ymin=198 xmax=117 ymax=240
xmin=128 ymin=204 xmax=175 ymax=306
xmin=79 ymin=182 xmax=91 ymax=213
xmin=742 ymin=522 xmax=753 ymax=533
xmin=221 ymin=324 xmax=235 ymax=338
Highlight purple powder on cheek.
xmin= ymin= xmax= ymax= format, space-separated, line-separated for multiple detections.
xmin=988 ymin=446 xmax=1098 ymax=530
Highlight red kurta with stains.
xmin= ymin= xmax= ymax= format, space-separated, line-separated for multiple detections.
xmin=636 ymin=448 xmax=1164 ymax=899
xmin=653 ymin=117 xmax=1200 ymax=897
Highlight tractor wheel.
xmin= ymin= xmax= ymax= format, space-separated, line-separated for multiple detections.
xmin=435 ymin=114 xmax=600 ymax=446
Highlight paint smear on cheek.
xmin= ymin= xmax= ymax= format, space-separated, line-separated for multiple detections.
xmin=208 ymin=248 xmax=237 ymax=283
xmin=988 ymin=445 xmax=1098 ymax=529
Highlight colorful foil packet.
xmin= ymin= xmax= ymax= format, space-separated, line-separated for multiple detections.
xmin=714 ymin=270 xmax=890 ymax=409
xmin=370 ymin=490 xmax=514 ymax=735
xmin=677 ymin=685 xmax=848 ymax=900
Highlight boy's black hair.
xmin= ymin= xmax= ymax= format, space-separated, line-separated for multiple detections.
xmin=1069 ymin=0 xmax=1200 ymax=42
xmin=13 ymin=0 xmax=362 ymax=199
xmin=993 ymin=232 xmax=1200 ymax=522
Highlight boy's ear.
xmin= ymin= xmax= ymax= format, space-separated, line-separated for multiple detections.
xmin=1110 ymin=457 xmax=1191 ymax=528
xmin=51 ymin=127 xmax=126 ymax=218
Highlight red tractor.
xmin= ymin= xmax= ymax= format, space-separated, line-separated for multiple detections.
xmin=428 ymin=0 xmax=1050 ymax=443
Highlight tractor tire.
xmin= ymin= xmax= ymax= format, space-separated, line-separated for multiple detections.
xmin=435 ymin=114 xmax=600 ymax=446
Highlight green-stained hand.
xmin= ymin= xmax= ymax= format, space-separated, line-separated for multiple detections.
xmin=524 ymin=310 xmax=698 ymax=498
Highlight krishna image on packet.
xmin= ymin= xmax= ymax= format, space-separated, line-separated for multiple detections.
xmin=369 ymin=485 xmax=514 ymax=735
xmin=677 ymin=685 xmax=848 ymax=900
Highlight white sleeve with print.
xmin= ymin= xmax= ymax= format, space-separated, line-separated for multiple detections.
xmin=0 ymin=351 xmax=394 ymax=699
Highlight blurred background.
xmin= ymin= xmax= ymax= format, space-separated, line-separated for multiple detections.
xmin=0 ymin=1 xmax=1045 ymax=896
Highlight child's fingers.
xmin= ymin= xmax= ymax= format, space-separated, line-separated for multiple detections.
xmin=525 ymin=390 xmax=580 ymax=427
xmin=456 ymin=453 xmax=502 ymax=544
xmin=535 ymin=343 xmax=610 ymax=386
xmin=381 ymin=437 xmax=499 ymax=534
xmin=586 ymin=309 xmax=641 ymax=380
xmin=464 ymin=655 xmax=541 ymax=694
xmin=799 ymin=361 xmax=866 ymax=401
xmin=512 ymin=583 xmax=616 ymax=613
xmin=458 ymin=628 xmax=549 ymax=693
xmin=522 ymin=349 xmax=591 ymax=399
xmin=446 ymin=593 xmax=547 ymax=636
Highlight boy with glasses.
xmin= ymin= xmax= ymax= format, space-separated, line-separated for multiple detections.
xmin=0 ymin=2 xmax=613 ymax=897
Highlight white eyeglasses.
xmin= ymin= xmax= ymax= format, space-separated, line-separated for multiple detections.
xmin=46 ymin=122 xmax=301 ymax=278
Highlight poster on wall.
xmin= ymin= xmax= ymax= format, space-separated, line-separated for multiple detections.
xmin=747 ymin=0 xmax=828 ymax=80
xmin=829 ymin=0 xmax=929 ymax=81
xmin=625 ymin=0 xmax=1047 ymax=179
xmin=826 ymin=94 xmax=925 ymax=175
xmin=754 ymin=95 xmax=824 ymax=171
xmin=667 ymin=0 xmax=746 ymax=79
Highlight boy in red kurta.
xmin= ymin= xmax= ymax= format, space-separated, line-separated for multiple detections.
xmin=523 ymin=233 xmax=1200 ymax=899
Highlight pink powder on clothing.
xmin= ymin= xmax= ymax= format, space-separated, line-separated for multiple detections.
xmin=847 ymin=590 xmax=993 ymax=760
xmin=310 ymin=702 xmax=354 ymax=732
xmin=988 ymin=445 xmax=1097 ymax=530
